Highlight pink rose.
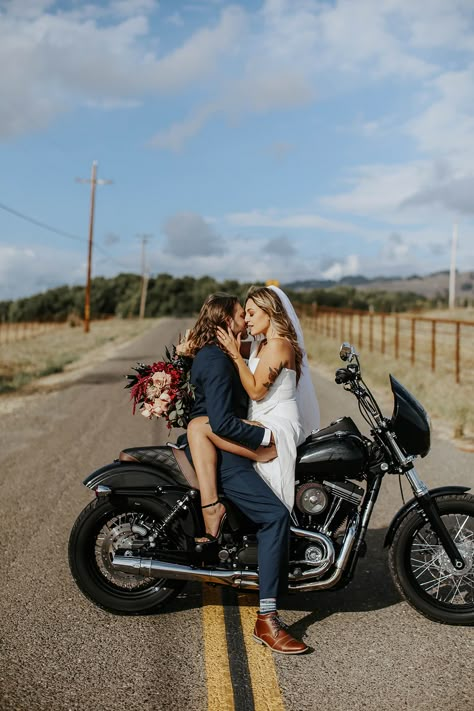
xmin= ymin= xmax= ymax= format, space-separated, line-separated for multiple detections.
xmin=151 ymin=392 xmax=171 ymax=417
xmin=146 ymin=384 xmax=158 ymax=399
xmin=152 ymin=371 xmax=172 ymax=391
xmin=141 ymin=402 xmax=154 ymax=419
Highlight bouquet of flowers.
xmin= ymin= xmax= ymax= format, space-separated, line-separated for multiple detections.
xmin=125 ymin=345 xmax=194 ymax=429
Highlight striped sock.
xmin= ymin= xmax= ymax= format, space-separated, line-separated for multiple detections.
xmin=259 ymin=597 xmax=277 ymax=615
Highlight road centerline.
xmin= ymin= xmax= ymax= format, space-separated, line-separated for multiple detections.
xmin=202 ymin=584 xmax=285 ymax=711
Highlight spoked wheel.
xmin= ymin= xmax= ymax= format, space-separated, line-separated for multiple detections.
xmin=389 ymin=494 xmax=474 ymax=625
xmin=68 ymin=497 xmax=188 ymax=614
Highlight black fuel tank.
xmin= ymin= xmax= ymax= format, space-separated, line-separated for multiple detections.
xmin=295 ymin=417 xmax=367 ymax=480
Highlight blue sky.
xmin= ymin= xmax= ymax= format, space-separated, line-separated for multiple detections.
xmin=1 ymin=0 xmax=474 ymax=300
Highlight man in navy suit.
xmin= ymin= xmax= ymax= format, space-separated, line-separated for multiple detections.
xmin=181 ymin=292 xmax=307 ymax=654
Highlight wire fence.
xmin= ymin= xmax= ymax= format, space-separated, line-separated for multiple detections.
xmin=0 ymin=321 xmax=67 ymax=345
xmin=297 ymin=305 xmax=474 ymax=385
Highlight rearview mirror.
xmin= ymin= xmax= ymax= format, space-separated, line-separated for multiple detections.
xmin=340 ymin=342 xmax=356 ymax=362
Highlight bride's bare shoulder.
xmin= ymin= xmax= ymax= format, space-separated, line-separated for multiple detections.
xmin=259 ymin=337 xmax=294 ymax=360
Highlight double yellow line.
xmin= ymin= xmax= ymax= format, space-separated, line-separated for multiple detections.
xmin=202 ymin=586 xmax=286 ymax=711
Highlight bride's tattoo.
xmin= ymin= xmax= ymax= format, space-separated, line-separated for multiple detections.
xmin=263 ymin=362 xmax=287 ymax=390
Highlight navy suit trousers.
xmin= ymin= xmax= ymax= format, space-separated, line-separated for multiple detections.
xmin=218 ymin=459 xmax=290 ymax=600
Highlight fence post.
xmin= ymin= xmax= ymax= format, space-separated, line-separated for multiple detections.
xmin=394 ymin=316 xmax=399 ymax=359
xmin=369 ymin=313 xmax=374 ymax=352
xmin=411 ymin=318 xmax=416 ymax=365
xmin=340 ymin=312 xmax=345 ymax=342
xmin=381 ymin=313 xmax=386 ymax=355
xmin=431 ymin=320 xmax=436 ymax=372
xmin=455 ymin=322 xmax=460 ymax=384
xmin=359 ymin=313 xmax=363 ymax=349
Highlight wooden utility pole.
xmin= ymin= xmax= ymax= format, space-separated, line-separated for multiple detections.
xmin=137 ymin=234 xmax=153 ymax=319
xmin=76 ymin=161 xmax=112 ymax=332
xmin=449 ymin=221 xmax=458 ymax=310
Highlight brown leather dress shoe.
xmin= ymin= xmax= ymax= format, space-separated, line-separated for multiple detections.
xmin=253 ymin=613 xmax=308 ymax=655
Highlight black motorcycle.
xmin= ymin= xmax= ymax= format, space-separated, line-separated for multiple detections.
xmin=68 ymin=343 xmax=473 ymax=625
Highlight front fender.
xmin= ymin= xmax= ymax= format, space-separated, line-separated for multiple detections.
xmin=384 ymin=485 xmax=471 ymax=548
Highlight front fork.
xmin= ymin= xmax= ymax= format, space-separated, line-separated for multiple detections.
xmin=406 ymin=468 xmax=465 ymax=570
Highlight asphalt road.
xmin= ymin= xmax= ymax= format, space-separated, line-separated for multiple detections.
xmin=0 ymin=319 xmax=472 ymax=711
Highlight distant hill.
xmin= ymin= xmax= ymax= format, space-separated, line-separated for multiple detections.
xmin=285 ymin=270 xmax=474 ymax=300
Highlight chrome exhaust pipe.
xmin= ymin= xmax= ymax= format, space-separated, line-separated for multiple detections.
xmin=288 ymin=516 xmax=359 ymax=591
xmin=112 ymin=557 xmax=259 ymax=588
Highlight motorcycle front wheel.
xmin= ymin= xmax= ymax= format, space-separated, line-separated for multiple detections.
xmin=389 ymin=494 xmax=474 ymax=625
xmin=68 ymin=496 xmax=188 ymax=615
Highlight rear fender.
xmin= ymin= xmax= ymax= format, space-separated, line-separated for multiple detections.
xmin=383 ymin=485 xmax=471 ymax=548
xmin=83 ymin=461 xmax=200 ymax=537
xmin=84 ymin=461 xmax=186 ymax=491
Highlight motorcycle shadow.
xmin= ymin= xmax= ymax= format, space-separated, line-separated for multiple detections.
xmin=165 ymin=528 xmax=401 ymax=622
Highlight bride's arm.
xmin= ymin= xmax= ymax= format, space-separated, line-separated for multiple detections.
xmin=216 ymin=327 xmax=293 ymax=401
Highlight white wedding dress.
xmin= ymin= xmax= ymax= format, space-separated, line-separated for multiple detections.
xmin=247 ymin=341 xmax=306 ymax=512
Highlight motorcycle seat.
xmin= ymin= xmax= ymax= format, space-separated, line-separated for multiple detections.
xmin=119 ymin=445 xmax=199 ymax=490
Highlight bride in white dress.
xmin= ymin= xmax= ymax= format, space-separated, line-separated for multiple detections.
xmin=187 ymin=285 xmax=320 ymax=541
xmin=223 ymin=286 xmax=319 ymax=511
xmin=246 ymin=337 xmax=304 ymax=511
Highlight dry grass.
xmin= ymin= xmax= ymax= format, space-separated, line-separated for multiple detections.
xmin=302 ymin=317 xmax=474 ymax=442
xmin=416 ymin=306 xmax=474 ymax=321
xmin=0 ymin=318 xmax=159 ymax=395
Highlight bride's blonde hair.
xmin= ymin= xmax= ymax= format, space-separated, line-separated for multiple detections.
xmin=246 ymin=286 xmax=302 ymax=381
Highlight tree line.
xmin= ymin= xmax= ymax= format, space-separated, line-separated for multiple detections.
xmin=0 ymin=273 xmax=430 ymax=323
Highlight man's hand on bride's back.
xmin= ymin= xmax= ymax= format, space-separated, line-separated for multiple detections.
xmin=255 ymin=443 xmax=277 ymax=462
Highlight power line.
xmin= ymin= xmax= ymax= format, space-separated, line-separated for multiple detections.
xmin=0 ymin=200 xmax=84 ymax=242
xmin=0 ymin=198 xmax=131 ymax=269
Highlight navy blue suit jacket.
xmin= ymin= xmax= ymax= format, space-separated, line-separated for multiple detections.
xmin=180 ymin=344 xmax=265 ymax=469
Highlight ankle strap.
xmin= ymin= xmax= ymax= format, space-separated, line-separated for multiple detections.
xmin=201 ymin=499 xmax=220 ymax=509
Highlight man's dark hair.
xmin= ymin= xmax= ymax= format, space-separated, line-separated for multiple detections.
xmin=186 ymin=292 xmax=239 ymax=356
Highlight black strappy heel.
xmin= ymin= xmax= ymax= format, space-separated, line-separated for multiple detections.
xmin=194 ymin=499 xmax=227 ymax=546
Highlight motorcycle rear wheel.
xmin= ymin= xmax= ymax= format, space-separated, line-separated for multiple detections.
xmin=389 ymin=494 xmax=474 ymax=625
xmin=68 ymin=497 xmax=187 ymax=615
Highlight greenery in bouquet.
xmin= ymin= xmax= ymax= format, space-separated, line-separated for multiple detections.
xmin=125 ymin=346 xmax=194 ymax=429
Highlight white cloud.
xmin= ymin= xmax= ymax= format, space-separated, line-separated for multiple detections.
xmin=226 ymin=208 xmax=367 ymax=235
xmin=321 ymin=254 xmax=360 ymax=281
xmin=0 ymin=245 xmax=86 ymax=300
xmin=380 ymin=232 xmax=410 ymax=262
xmin=260 ymin=0 xmax=436 ymax=80
xmin=321 ymin=62 xmax=474 ymax=225
xmin=264 ymin=235 xmax=296 ymax=257
xmin=151 ymin=0 xmax=474 ymax=151
xmin=0 ymin=4 xmax=246 ymax=138
xmin=321 ymin=162 xmax=433 ymax=216
xmin=149 ymin=102 xmax=217 ymax=150
xmin=151 ymin=234 xmax=317 ymax=284
xmin=3 ymin=0 xmax=471 ymax=149
xmin=406 ymin=67 xmax=474 ymax=164
xmin=149 ymin=67 xmax=313 ymax=150
xmin=109 ymin=0 xmax=157 ymax=18
xmin=162 ymin=212 xmax=225 ymax=257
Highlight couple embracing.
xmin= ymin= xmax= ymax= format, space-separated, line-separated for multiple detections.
xmin=178 ymin=286 xmax=320 ymax=654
